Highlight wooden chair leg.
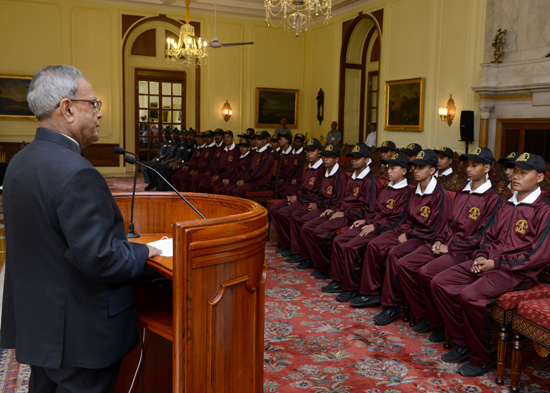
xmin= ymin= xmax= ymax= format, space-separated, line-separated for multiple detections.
xmin=496 ymin=324 xmax=508 ymax=385
xmin=444 ymin=326 xmax=452 ymax=349
xmin=510 ymin=331 xmax=522 ymax=392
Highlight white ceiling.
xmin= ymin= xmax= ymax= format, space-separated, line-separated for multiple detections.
xmin=83 ymin=0 xmax=371 ymax=19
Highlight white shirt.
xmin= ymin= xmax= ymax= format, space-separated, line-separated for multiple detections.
xmin=388 ymin=178 xmax=408 ymax=189
xmin=292 ymin=147 xmax=304 ymax=155
xmin=239 ymin=151 xmax=250 ymax=159
xmin=281 ymin=146 xmax=292 ymax=155
xmin=59 ymin=133 xmax=80 ymax=148
xmin=309 ymin=158 xmax=323 ymax=169
xmin=434 ymin=167 xmax=453 ymax=177
xmin=351 ymin=164 xmax=371 ymax=180
xmin=415 ymin=176 xmax=438 ymax=196
xmin=365 ymin=131 xmax=377 ymax=147
xmin=462 ymin=178 xmax=492 ymax=194
xmin=257 ymin=144 xmax=269 ymax=153
xmin=223 ymin=143 xmax=236 ymax=152
xmin=508 ymin=187 xmax=542 ymax=206
xmin=325 ymin=163 xmax=340 ymax=177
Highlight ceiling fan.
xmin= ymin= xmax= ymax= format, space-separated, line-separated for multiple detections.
xmin=208 ymin=0 xmax=254 ymax=49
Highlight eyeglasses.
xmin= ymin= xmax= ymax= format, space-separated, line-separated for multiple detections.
xmin=54 ymin=99 xmax=102 ymax=112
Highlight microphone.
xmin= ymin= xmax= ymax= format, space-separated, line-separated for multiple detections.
xmin=113 ymin=147 xmax=140 ymax=238
xmin=113 ymin=146 xmax=136 ymax=156
xmin=124 ymin=156 xmax=206 ymax=220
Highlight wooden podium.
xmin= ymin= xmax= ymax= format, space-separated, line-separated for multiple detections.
xmin=112 ymin=192 xmax=268 ymax=393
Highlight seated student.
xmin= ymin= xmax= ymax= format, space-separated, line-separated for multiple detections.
xmin=226 ymin=131 xmax=274 ymax=197
xmin=198 ymin=130 xmax=239 ymax=194
xmin=272 ymin=139 xmax=325 ymax=255
xmin=349 ymin=150 xmax=452 ymax=326
xmin=278 ymin=133 xmax=304 ymax=198
xmin=150 ymin=128 xmax=181 ymax=191
xmin=285 ymin=144 xmax=348 ymax=262
xmin=270 ymin=134 xmax=281 ymax=160
xmin=172 ymin=132 xmax=206 ymax=191
xmin=143 ymin=127 xmax=172 ymax=190
xmin=404 ymin=143 xmax=422 ymax=161
xmin=432 ymin=152 xmax=550 ymax=377
xmin=434 ymin=147 xmax=467 ymax=190
xmin=297 ymin=144 xmax=379 ymax=278
xmin=278 ymin=134 xmax=306 ymax=198
xmin=497 ymin=152 xmax=519 ymax=189
xmin=325 ymin=153 xmax=411 ymax=302
xmin=184 ymin=130 xmax=217 ymax=192
xmin=155 ymin=129 xmax=190 ymax=191
xmin=396 ymin=147 xmax=500 ymax=342
xmin=213 ymin=138 xmax=252 ymax=195
xmin=189 ymin=130 xmax=226 ymax=192
xmin=371 ymin=140 xmax=397 ymax=180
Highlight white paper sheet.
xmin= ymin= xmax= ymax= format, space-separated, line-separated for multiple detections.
xmin=147 ymin=236 xmax=173 ymax=257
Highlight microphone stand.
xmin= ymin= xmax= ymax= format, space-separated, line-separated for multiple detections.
xmin=127 ymin=163 xmax=140 ymax=238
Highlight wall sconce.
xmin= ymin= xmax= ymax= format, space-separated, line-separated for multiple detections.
xmin=439 ymin=94 xmax=456 ymax=126
xmin=221 ymin=100 xmax=232 ymax=122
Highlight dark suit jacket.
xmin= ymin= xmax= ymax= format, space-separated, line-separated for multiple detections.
xmin=0 ymin=128 xmax=149 ymax=369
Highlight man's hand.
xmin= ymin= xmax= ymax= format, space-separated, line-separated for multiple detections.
xmin=360 ymin=224 xmax=375 ymax=237
xmin=320 ymin=209 xmax=334 ymax=217
xmin=222 ymin=179 xmax=230 ymax=186
xmin=291 ymin=179 xmax=298 ymax=185
xmin=431 ymin=241 xmax=449 ymax=255
xmin=351 ymin=219 xmax=366 ymax=228
xmin=330 ymin=211 xmax=345 ymax=220
xmin=307 ymin=203 xmax=318 ymax=212
xmin=211 ymin=175 xmax=220 ymax=181
xmin=236 ymin=180 xmax=245 ymax=186
xmin=397 ymin=233 xmax=408 ymax=244
xmin=471 ymin=256 xmax=495 ymax=274
xmin=287 ymin=195 xmax=298 ymax=205
xmin=146 ymin=245 xmax=162 ymax=258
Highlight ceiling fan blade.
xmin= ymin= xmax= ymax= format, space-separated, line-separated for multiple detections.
xmin=219 ymin=42 xmax=255 ymax=48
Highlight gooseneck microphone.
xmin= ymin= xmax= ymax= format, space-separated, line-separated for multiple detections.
xmin=113 ymin=147 xmax=140 ymax=238
xmin=124 ymin=155 xmax=206 ymax=220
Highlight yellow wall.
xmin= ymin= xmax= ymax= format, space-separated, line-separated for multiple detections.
xmin=0 ymin=0 xmax=487 ymax=174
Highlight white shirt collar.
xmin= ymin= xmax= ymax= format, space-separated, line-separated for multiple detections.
xmin=240 ymin=151 xmax=250 ymax=158
xmin=388 ymin=178 xmax=408 ymax=189
xmin=216 ymin=141 xmax=223 ymax=147
xmin=508 ymin=187 xmax=542 ymax=206
xmin=282 ymin=146 xmax=292 ymax=155
xmin=59 ymin=133 xmax=80 ymax=148
xmin=207 ymin=141 xmax=217 ymax=148
xmin=224 ymin=143 xmax=236 ymax=152
xmin=309 ymin=158 xmax=323 ymax=169
xmin=274 ymin=147 xmax=281 ymax=152
xmin=434 ymin=167 xmax=453 ymax=177
xmin=351 ymin=164 xmax=371 ymax=180
xmin=508 ymin=182 xmax=512 ymax=189
xmin=198 ymin=143 xmax=207 ymax=149
xmin=462 ymin=178 xmax=492 ymax=194
xmin=257 ymin=144 xmax=269 ymax=153
xmin=292 ymin=147 xmax=304 ymax=154
xmin=325 ymin=163 xmax=340 ymax=177
xmin=415 ymin=176 xmax=438 ymax=196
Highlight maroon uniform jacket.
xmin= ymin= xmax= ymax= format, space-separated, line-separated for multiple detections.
xmin=279 ymin=147 xmax=301 ymax=181
xmin=366 ymin=179 xmax=411 ymax=232
xmin=474 ymin=189 xmax=550 ymax=282
xmin=240 ymin=147 xmax=274 ymax=188
xmin=399 ymin=177 xmax=453 ymax=243
xmin=316 ymin=164 xmax=348 ymax=210
xmin=196 ymin=143 xmax=216 ymax=172
xmin=225 ymin=152 xmax=252 ymax=182
xmin=335 ymin=167 xmax=380 ymax=221
xmin=285 ymin=147 xmax=306 ymax=182
xmin=209 ymin=144 xmax=225 ymax=173
xmin=296 ymin=160 xmax=325 ymax=202
xmin=186 ymin=145 xmax=203 ymax=171
xmin=214 ymin=144 xmax=239 ymax=177
xmin=436 ymin=180 xmax=501 ymax=253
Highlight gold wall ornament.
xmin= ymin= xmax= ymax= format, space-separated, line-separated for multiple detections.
xmin=491 ymin=28 xmax=507 ymax=64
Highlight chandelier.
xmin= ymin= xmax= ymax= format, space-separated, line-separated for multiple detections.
xmin=166 ymin=0 xmax=208 ymax=70
xmin=265 ymin=0 xmax=332 ymax=37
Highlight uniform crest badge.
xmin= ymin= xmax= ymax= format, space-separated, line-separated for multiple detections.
xmin=468 ymin=207 xmax=480 ymax=220
xmin=386 ymin=199 xmax=395 ymax=209
xmin=420 ymin=205 xmax=431 ymax=218
xmin=515 ymin=219 xmax=528 ymax=234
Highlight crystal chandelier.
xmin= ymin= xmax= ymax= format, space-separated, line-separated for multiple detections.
xmin=166 ymin=0 xmax=208 ymax=70
xmin=265 ymin=0 xmax=332 ymax=37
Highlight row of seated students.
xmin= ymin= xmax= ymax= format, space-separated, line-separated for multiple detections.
xmin=141 ymin=126 xmax=309 ymax=197
xmin=269 ymin=141 xmax=550 ymax=379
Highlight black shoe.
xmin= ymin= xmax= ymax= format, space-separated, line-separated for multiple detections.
xmin=312 ymin=271 xmax=331 ymax=280
xmin=374 ymin=306 xmax=400 ymax=325
xmin=349 ymin=294 xmax=381 ymax=307
xmin=321 ymin=281 xmax=343 ymax=293
xmin=297 ymin=259 xmax=314 ymax=269
xmin=441 ymin=344 xmax=471 ymax=363
xmin=336 ymin=291 xmax=357 ymax=302
xmin=457 ymin=353 xmax=497 ymax=377
xmin=286 ymin=254 xmax=302 ymax=263
xmin=411 ymin=317 xmax=431 ymax=333
xmin=276 ymin=246 xmax=290 ymax=254
xmin=144 ymin=184 xmax=155 ymax=191
xmin=281 ymin=249 xmax=293 ymax=257
xmin=429 ymin=326 xmax=446 ymax=343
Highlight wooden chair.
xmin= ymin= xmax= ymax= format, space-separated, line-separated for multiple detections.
xmin=510 ymin=298 xmax=550 ymax=392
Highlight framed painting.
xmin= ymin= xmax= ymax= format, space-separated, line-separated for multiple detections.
xmin=384 ymin=77 xmax=424 ymax=131
xmin=0 ymin=74 xmax=36 ymax=120
xmin=255 ymin=88 xmax=299 ymax=128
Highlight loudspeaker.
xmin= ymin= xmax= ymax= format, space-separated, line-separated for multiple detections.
xmin=460 ymin=110 xmax=474 ymax=142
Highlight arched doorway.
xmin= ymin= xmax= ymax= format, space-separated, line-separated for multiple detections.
xmin=338 ymin=12 xmax=382 ymax=145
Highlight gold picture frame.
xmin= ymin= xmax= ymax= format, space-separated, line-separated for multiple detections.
xmin=0 ymin=74 xmax=36 ymax=120
xmin=384 ymin=77 xmax=424 ymax=131
xmin=255 ymin=87 xmax=299 ymax=128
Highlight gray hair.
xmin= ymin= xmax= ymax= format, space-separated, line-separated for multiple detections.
xmin=27 ymin=65 xmax=85 ymax=120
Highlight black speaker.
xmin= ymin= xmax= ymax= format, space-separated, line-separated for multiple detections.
xmin=460 ymin=110 xmax=474 ymax=142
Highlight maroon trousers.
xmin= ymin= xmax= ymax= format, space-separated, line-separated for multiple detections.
xmin=278 ymin=182 xmax=301 ymax=199
xmin=172 ymin=169 xmax=192 ymax=191
xmin=289 ymin=209 xmax=323 ymax=255
xmin=225 ymin=182 xmax=267 ymax=197
xmin=270 ymin=201 xmax=308 ymax=248
xmin=431 ymin=262 xmax=532 ymax=365
xmin=301 ymin=215 xmax=350 ymax=274
xmin=331 ymin=228 xmax=380 ymax=291
xmin=396 ymin=245 xmax=470 ymax=325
